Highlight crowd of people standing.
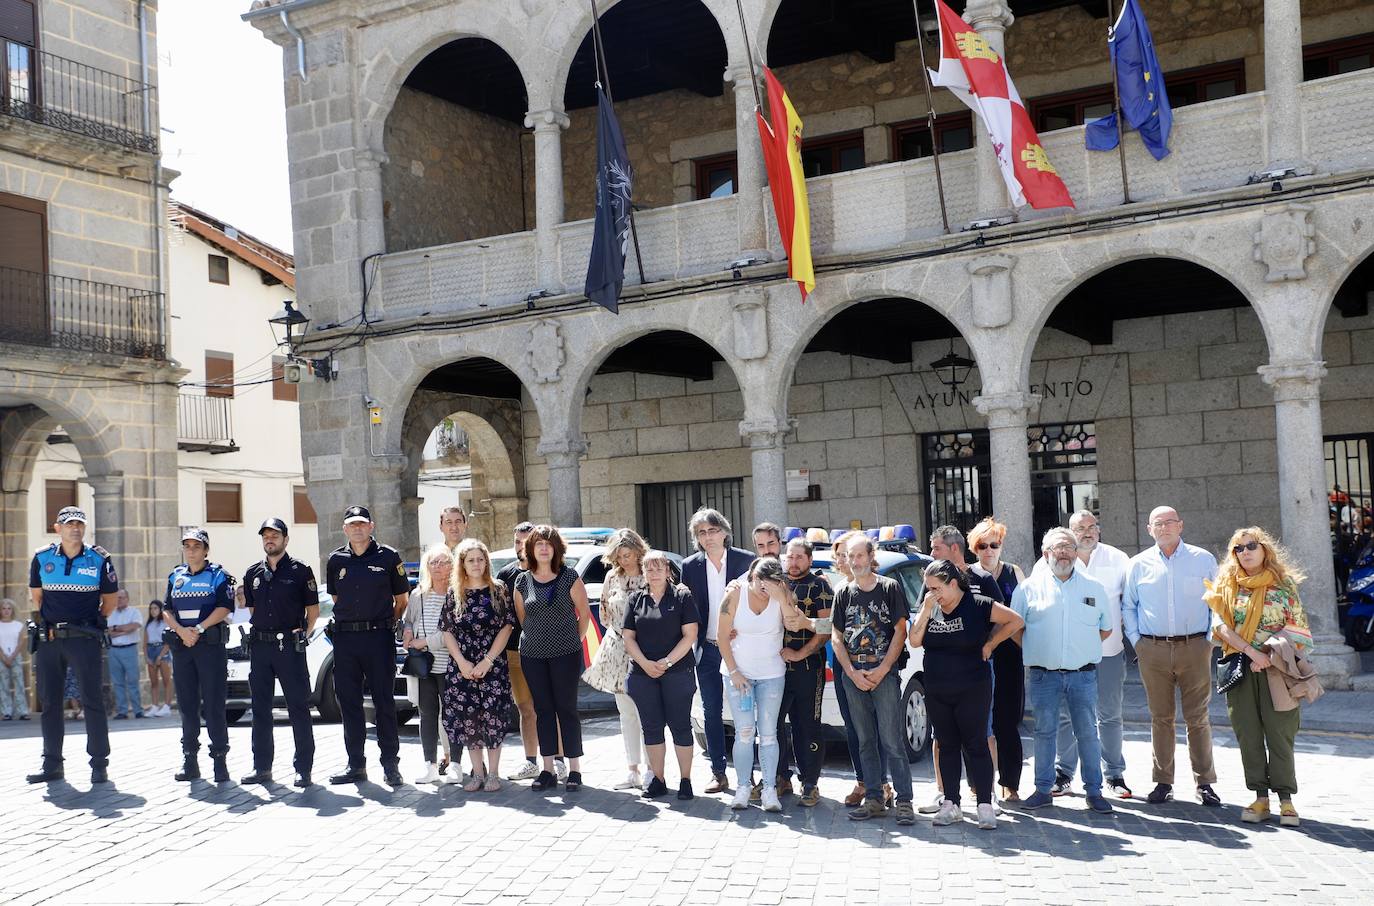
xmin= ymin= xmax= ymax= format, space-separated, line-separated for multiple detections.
xmin=18 ymin=499 xmax=1324 ymax=830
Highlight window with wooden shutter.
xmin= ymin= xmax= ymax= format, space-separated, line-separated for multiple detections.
xmin=293 ymin=486 xmax=317 ymax=525
xmin=272 ymin=355 xmax=297 ymax=402
xmin=205 ymin=350 xmax=234 ymax=399
xmin=0 ymin=0 xmax=37 ymax=46
xmin=44 ymin=479 xmax=77 ymax=528
xmin=205 ymin=483 xmax=242 ymax=523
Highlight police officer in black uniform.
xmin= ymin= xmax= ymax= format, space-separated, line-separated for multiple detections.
xmin=164 ymin=528 xmax=235 ymax=783
xmin=26 ymin=506 xmax=119 ymax=784
xmin=325 ymin=505 xmax=410 ymax=786
xmin=240 ymin=517 xmax=320 ymax=788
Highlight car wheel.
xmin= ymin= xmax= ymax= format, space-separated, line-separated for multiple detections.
xmin=225 ymin=708 xmax=246 ymax=725
xmin=902 ymin=675 xmax=931 ymax=762
xmin=316 ymin=666 xmax=341 ymax=723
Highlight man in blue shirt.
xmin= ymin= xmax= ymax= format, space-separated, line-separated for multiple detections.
xmin=1121 ymin=505 xmax=1221 ymax=807
xmin=26 ymin=507 xmax=119 ymax=784
xmin=1011 ymin=528 xmax=1113 ymax=814
xmin=164 ymin=528 xmax=236 ymax=783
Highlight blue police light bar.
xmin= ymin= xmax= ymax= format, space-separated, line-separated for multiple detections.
xmin=784 ymin=526 xmax=803 ymax=541
xmin=559 ymin=527 xmax=617 ymax=542
xmin=829 ymin=529 xmax=846 ymax=542
xmin=864 ymin=528 xmax=880 ymax=540
xmin=893 ymin=524 xmax=917 ymax=541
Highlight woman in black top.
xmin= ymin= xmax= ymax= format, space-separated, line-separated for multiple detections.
xmin=623 ymin=551 xmax=699 ymax=800
xmin=512 ymin=525 xmax=593 ymax=791
xmin=908 ymin=559 xmax=1023 ymax=830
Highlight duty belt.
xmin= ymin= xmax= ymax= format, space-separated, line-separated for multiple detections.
xmin=41 ymin=622 xmax=103 ymax=641
xmin=250 ymin=628 xmax=303 ymax=642
xmin=333 ymin=619 xmax=392 ymax=632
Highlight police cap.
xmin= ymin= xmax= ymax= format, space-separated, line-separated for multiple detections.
xmin=258 ymin=517 xmax=289 ymax=537
xmin=56 ymin=506 xmax=88 ymax=525
xmin=343 ymin=505 xmax=372 ymax=524
xmin=181 ymin=527 xmax=210 ymax=546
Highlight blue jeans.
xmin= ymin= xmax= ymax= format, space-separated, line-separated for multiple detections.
xmin=1029 ymin=667 xmax=1102 ymax=796
xmin=695 ymin=642 xmax=727 ymax=775
xmin=725 ymin=674 xmax=784 ymax=788
xmin=842 ymin=671 xmax=912 ymax=803
xmin=833 ymin=649 xmax=890 ymax=784
xmin=108 ymin=644 xmax=142 ymax=716
xmin=1056 ymin=652 xmax=1126 ymax=780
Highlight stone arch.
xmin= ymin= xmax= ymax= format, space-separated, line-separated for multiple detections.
xmin=358 ymin=19 xmax=537 ymax=156
xmin=1016 ymin=245 xmax=1272 ymax=391
xmin=1311 ymin=233 xmax=1374 ymax=363
xmin=541 ymin=0 xmax=749 ymax=109
xmin=0 ymin=391 xmax=118 ymax=486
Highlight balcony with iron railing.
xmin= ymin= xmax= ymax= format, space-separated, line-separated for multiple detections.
xmin=370 ymin=68 xmax=1374 ymax=322
xmin=0 ymin=265 xmax=166 ymax=359
xmin=177 ymin=393 xmax=238 ymax=454
xmin=0 ymin=41 xmax=157 ymax=154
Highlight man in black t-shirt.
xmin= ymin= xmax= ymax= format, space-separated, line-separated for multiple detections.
xmin=777 ymin=538 xmax=833 ymax=806
xmin=832 ymin=537 xmax=913 ymax=824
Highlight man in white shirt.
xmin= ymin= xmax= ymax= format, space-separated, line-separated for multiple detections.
xmin=105 ymin=589 xmax=145 ymax=719
xmin=1052 ymin=510 xmax=1132 ymax=799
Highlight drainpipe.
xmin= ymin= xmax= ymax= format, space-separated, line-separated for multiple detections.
xmin=240 ymin=0 xmax=342 ymax=81
xmin=138 ymin=0 xmax=167 ymax=355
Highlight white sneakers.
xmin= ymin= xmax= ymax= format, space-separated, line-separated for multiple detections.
xmin=615 ymin=769 xmax=643 ymax=790
xmin=918 ymin=791 xmax=945 ymax=815
xmin=415 ymin=763 xmax=441 ymax=785
xmin=761 ymin=789 xmax=783 ymax=813
xmin=977 ymin=803 xmax=998 ymax=829
xmin=731 ymin=786 xmax=752 ymax=810
xmin=932 ymin=800 xmax=963 ymax=826
xmin=148 ymin=703 xmax=171 ymax=717
xmin=554 ymin=760 xmax=569 ymax=782
xmin=508 ymin=761 xmax=540 ymax=781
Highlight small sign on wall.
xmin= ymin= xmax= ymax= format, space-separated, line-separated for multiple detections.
xmin=308 ymin=454 xmax=343 ymax=482
xmin=786 ymin=469 xmax=810 ymax=501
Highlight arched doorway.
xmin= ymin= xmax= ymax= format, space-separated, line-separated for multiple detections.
xmin=400 ymin=358 xmax=528 ymax=560
xmin=381 ymin=37 xmax=531 ymax=253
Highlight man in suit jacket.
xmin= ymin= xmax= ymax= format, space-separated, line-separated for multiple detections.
xmin=680 ymin=507 xmax=754 ymax=794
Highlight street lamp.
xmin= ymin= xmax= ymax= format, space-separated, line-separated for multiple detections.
xmin=268 ymin=299 xmax=310 ymax=354
xmin=929 ymin=337 xmax=975 ymax=390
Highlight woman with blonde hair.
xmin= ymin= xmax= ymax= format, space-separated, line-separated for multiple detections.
xmin=1206 ymin=526 xmax=1314 ymax=827
xmin=966 ymin=516 xmax=1025 ymax=801
xmin=582 ymin=528 xmax=650 ymax=789
xmin=441 ymin=539 xmax=515 ymax=791
xmin=402 ymin=544 xmax=460 ymax=784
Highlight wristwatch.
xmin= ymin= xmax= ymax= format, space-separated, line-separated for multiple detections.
xmin=663 ymin=657 xmax=674 ymax=668
xmin=193 ymin=624 xmax=204 ymax=636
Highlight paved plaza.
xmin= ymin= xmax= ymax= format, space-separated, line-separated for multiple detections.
xmin=1 ymin=707 xmax=1372 ymax=906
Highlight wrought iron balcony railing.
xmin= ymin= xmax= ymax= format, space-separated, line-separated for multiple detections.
xmin=0 ymin=265 xmax=166 ymax=359
xmin=177 ymin=393 xmax=238 ymax=454
xmin=0 ymin=41 xmax=157 ymax=153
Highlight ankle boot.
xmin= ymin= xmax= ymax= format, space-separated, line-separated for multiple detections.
xmin=175 ymin=754 xmax=200 ymax=782
xmin=213 ymin=755 xmax=230 ymax=783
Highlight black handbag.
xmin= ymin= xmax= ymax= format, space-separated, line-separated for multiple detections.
xmin=1214 ymin=650 xmax=1248 ymax=694
xmin=400 ymin=593 xmax=435 ymax=677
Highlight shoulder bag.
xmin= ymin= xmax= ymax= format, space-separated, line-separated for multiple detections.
xmin=400 ymin=592 xmax=435 ymax=678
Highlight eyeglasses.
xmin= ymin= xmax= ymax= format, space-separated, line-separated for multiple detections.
xmin=1150 ymin=519 xmax=1181 ymax=528
xmin=1071 ymin=524 xmax=1099 ymax=534
xmin=696 ymin=527 xmax=724 ymax=537
xmin=1047 ymin=543 xmax=1077 ymax=553
xmin=975 ymin=542 xmax=1001 ymax=551
xmin=1232 ymin=541 xmax=1260 ymax=555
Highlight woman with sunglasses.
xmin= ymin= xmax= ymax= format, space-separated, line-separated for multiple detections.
xmin=1205 ymin=527 xmax=1315 ymax=827
xmin=966 ymin=517 xmax=1026 ymax=802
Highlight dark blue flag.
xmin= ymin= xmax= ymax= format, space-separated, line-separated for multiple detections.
xmin=584 ymin=86 xmax=634 ymax=313
xmin=1085 ymin=0 xmax=1173 ymax=161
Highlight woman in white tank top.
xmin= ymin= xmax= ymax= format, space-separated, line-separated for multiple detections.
xmin=718 ymin=557 xmax=804 ymax=812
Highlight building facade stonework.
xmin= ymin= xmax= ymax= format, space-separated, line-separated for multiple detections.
xmin=249 ymin=0 xmax=1374 ymax=686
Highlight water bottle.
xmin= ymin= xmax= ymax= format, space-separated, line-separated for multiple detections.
xmin=738 ymin=678 xmax=754 ymax=713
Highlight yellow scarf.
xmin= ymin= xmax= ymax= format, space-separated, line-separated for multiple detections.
xmin=1204 ymin=568 xmax=1275 ymax=656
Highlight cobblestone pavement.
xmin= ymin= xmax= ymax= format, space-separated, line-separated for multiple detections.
xmin=1 ymin=713 xmax=1371 ymax=905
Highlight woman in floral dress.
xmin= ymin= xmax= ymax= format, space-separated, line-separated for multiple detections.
xmin=441 ymin=539 xmax=514 ymax=792
xmin=582 ymin=528 xmax=650 ymax=790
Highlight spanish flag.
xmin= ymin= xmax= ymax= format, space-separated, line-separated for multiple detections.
xmin=756 ymin=68 xmax=815 ymax=301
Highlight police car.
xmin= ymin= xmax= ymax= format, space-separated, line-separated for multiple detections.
xmin=690 ymin=527 xmax=935 ymax=761
xmin=224 ymin=591 xmax=418 ymax=726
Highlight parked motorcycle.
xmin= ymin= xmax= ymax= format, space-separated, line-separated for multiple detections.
xmin=1344 ymin=537 xmax=1374 ymax=651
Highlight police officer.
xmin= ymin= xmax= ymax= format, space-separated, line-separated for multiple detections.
xmin=326 ymin=505 xmax=410 ymax=786
xmin=26 ymin=506 xmax=119 ymax=784
xmin=240 ymin=517 xmax=319 ymax=788
xmin=164 ymin=528 xmax=235 ymax=783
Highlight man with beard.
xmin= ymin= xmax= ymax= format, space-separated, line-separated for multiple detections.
xmin=775 ymin=537 xmax=833 ymax=807
xmin=1011 ymin=528 xmax=1113 ymax=814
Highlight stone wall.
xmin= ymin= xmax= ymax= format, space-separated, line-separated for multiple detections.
xmin=516 ymin=304 xmax=1374 ymax=562
xmin=381 ymin=87 xmax=527 ymax=252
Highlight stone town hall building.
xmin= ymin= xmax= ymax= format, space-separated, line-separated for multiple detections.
xmin=247 ymin=0 xmax=1373 ymax=686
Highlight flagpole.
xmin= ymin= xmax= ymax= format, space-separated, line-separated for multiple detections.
xmin=912 ymin=0 xmax=951 ymax=234
xmin=731 ymin=0 xmax=766 ymax=113
xmin=1106 ymin=0 xmax=1132 ymax=204
xmin=589 ymin=0 xmax=647 ymax=288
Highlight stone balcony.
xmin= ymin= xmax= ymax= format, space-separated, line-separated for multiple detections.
xmin=370 ymin=68 xmax=1374 ymax=323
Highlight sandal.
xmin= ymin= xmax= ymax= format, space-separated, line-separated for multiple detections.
xmin=463 ymin=771 xmax=486 ymax=792
xmin=483 ymin=774 xmax=502 ymax=793
xmin=565 ymin=771 xmax=583 ymax=792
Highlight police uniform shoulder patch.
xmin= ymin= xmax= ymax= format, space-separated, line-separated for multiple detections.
xmin=337 ymin=567 xmax=346 ymax=580
xmin=252 ymin=576 xmax=261 ymax=588
xmin=174 ymin=577 xmax=186 ymax=589
xmin=307 ymin=579 xmax=318 ymax=592
xmin=35 ymin=543 xmax=55 ymax=555
xmin=91 ymin=545 xmax=111 ymax=559
xmin=397 ymin=563 xmax=406 ymax=577
xmin=43 ymin=562 xmax=54 ymax=574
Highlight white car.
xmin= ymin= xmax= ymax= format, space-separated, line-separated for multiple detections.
xmin=690 ymin=547 xmax=934 ymax=761
xmin=225 ymin=591 xmax=418 ymax=726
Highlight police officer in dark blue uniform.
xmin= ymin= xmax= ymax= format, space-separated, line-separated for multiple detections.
xmin=164 ymin=528 xmax=235 ymax=783
xmin=239 ymin=517 xmax=320 ymax=788
xmin=325 ymin=505 xmax=410 ymax=786
xmin=26 ymin=506 xmax=119 ymax=784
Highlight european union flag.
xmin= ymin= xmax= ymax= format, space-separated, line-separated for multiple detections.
xmin=584 ymin=86 xmax=634 ymax=314
xmin=1085 ymin=0 xmax=1173 ymax=161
